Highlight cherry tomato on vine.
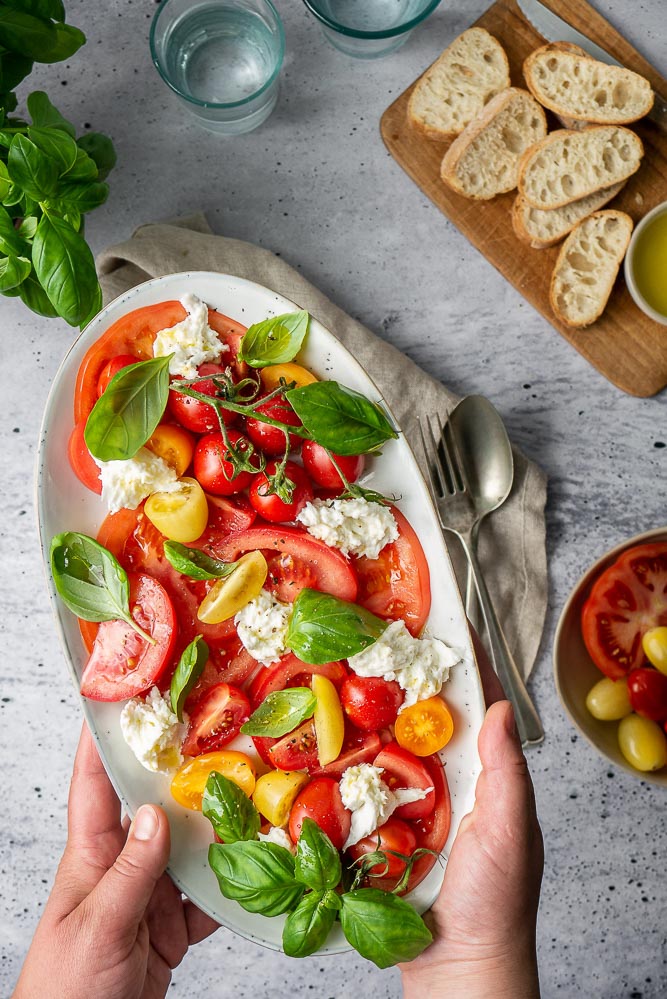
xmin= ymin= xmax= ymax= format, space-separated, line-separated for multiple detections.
xmin=97 ymin=354 xmax=139 ymax=396
xmin=248 ymin=461 xmax=314 ymax=523
xmin=194 ymin=429 xmax=259 ymax=496
xmin=302 ymin=440 xmax=365 ymax=490
xmin=348 ymin=818 xmax=417 ymax=879
xmin=168 ymin=363 xmax=237 ymax=434
xmin=245 ymin=395 xmax=302 ymax=456
xmin=340 ymin=675 xmax=403 ymax=731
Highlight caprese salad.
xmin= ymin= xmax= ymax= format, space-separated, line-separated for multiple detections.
xmin=50 ymin=294 xmax=464 ymax=967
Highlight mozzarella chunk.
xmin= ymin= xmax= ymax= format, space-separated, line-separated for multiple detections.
xmin=258 ymin=827 xmax=296 ymax=853
xmin=152 ymin=293 xmax=227 ymax=378
xmin=120 ymin=687 xmax=187 ymax=774
xmin=96 ymin=446 xmax=179 ymax=513
xmin=235 ymin=588 xmax=291 ymax=665
xmin=297 ymin=498 xmax=398 ymax=560
xmin=348 ymin=619 xmax=460 ymax=709
xmin=339 ymin=763 xmax=431 ymax=849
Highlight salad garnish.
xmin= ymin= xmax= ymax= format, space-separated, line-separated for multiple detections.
xmin=287 ymin=589 xmax=388 ymax=665
xmin=163 ymin=541 xmax=237 ymax=580
xmin=240 ymin=688 xmax=318 ymax=738
xmin=170 ymin=636 xmax=208 ymax=721
xmin=238 ymin=310 xmax=310 ymax=368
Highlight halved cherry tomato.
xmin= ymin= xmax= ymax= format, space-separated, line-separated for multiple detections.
xmin=311 ymin=730 xmax=382 ymax=778
xmin=373 ymin=742 xmax=435 ymax=821
xmin=348 ymin=818 xmax=417 ymax=879
xmin=168 ymin=362 xmax=238 ymax=434
xmin=260 ymin=362 xmax=317 ymax=392
xmin=245 ymin=395 xmax=303 ymax=456
xmin=205 ymin=493 xmax=256 ymax=535
xmin=80 ymin=573 xmax=177 ymax=701
xmin=394 ymin=695 xmax=454 ymax=756
xmin=214 ymin=524 xmax=358 ymax=603
xmin=97 ymin=354 xmax=139 ymax=396
xmin=627 ymin=668 xmax=667 ymax=722
xmin=582 ymin=543 xmax=667 ymax=679
xmin=197 ymin=550 xmax=267 ymax=624
xmin=171 ymin=750 xmax=256 ymax=810
xmin=355 ymin=506 xmax=431 ymax=636
xmin=288 ymin=776 xmax=351 ymax=850
xmin=145 ymin=424 xmax=195 ymax=476
xmin=249 ymin=655 xmax=348 ymax=705
xmin=68 ymin=420 xmax=101 ymax=494
xmin=302 ymin=441 xmax=364 ymax=491
xmin=249 ymin=462 xmax=314 ymax=523
xmin=144 ymin=477 xmax=209 ymax=543
xmin=252 ymin=770 xmax=309 ymax=827
xmin=267 ymin=719 xmax=320 ymax=772
xmin=182 ymin=682 xmax=250 ymax=756
xmin=194 ymin=429 xmax=259 ymax=496
xmin=340 ymin=675 xmax=403 ymax=731
xmin=312 ymin=674 xmax=345 ymax=766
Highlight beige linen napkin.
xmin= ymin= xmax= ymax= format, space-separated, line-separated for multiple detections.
xmin=98 ymin=215 xmax=547 ymax=681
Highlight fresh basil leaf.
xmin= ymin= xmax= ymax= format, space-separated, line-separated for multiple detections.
xmin=0 ymin=204 xmax=29 ymax=255
xmin=282 ymin=890 xmax=337 ymax=958
xmin=286 ymin=382 xmax=398 ymax=456
xmin=208 ymin=841 xmax=304 ymax=916
xmin=27 ymin=125 xmax=77 ymax=174
xmin=27 ymin=91 xmax=75 ymax=136
xmin=0 ymin=9 xmax=56 ymax=60
xmin=294 ymin=818 xmax=342 ymax=891
xmin=3 ymin=0 xmax=65 ymax=21
xmin=64 ymin=207 xmax=81 ymax=231
xmin=79 ymin=281 xmax=102 ymax=329
xmin=17 ymin=215 xmax=38 ymax=239
xmin=39 ymin=22 xmax=86 ymax=63
xmin=287 ymin=589 xmax=387 ymax=666
xmin=66 ymin=146 xmax=98 ymax=181
xmin=202 ymin=771 xmax=261 ymax=844
xmin=241 ymin=688 xmax=317 ymax=738
xmin=84 ymin=356 xmax=171 ymax=462
xmin=170 ymin=636 xmax=208 ymax=721
xmin=163 ymin=541 xmax=236 ymax=581
xmin=339 ymin=888 xmax=432 ymax=969
xmin=32 ymin=212 xmax=99 ymax=325
xmin=240 ymin=310 xmax=309 ymax=368
xmin=76 ymin=132 xmax=116 ymax=181
xmin=0 ymin=52 xmax=33 ymax=92
xmin=8 ymin=134 xmax=59 ymax=198
xmin=18 ymin=270 xmax=59 ymax=317
xmin=0 ymin=253 xmax=30 ymax=291
xmin=49 ymin=180 xmax=109 ymax=212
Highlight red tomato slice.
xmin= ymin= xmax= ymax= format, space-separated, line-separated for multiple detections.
xmin=182 ymin=682 xmax=250 ymax=756
xmin=204 ymin=494 xmax=256 ymax=535
xmin=181 ymin=635 xmax=260 ymax=711
xmin=582 ymin=542 xmax=667 ymax=679
xmin=80 ymin=573 xmax=177 ymax=701
xmin=74 ymin=302 xmax=248 ymax=424
xmin=311 ymin=731 xmax=383 ymax=778
xmin=355 ymin=506 xmax=431 ymax=636
xmin=68 ymin=420 xmax=101 ymax=494
xmin=249 ymin=654 xmax=348 ymax=706
xmin=213 ymin=524 xmax=358 ymax=603
xmin=288 ymin=777 xmax=351 ymax=850
xmin=268 ymin=719 xmax=320 ymax=772
xmin=373 ymin=742 xmax=435 ymax=821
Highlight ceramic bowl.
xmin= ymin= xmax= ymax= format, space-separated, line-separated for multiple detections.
xmin=554 ymin=527 xmax=667 ymax=786
xmin=623 ymin=199 xmax=667 ymax=326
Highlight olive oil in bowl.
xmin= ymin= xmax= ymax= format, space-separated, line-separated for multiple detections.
xmin=625 ymin=202 xmax=667 ymax=324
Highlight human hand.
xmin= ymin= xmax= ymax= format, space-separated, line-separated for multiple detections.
xmin=14 ymin=725 xmax=218 ymax=999
xmin=401 ymin=633 xmax=544 ymax=999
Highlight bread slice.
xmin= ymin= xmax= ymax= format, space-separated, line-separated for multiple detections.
xmin=518 ymin=126 xmax=643 ymax=210
xmin=440 ymin=88 xmax=547 ymax=200
xmin=524 ymin=43 xmax=653 ymax=124
xmin=550 ymin=210 xmax=633 ymax=327
xmin=408 ymin=28 xmax=510 ymax=141
xmin=512 ymin=180 xmax=625 ymax=248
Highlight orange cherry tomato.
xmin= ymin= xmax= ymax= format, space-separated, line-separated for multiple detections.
xmin=260 ymin=362 xmax=317 ymax=392
xmin=394 ymin=696 xmax=454 ymax=757
xmin=145 ymin=424 xmax=195 ymax=476
xmin=170 ymin=750 xmax=256 ymax=811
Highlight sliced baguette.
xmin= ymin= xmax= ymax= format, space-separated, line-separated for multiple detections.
xmin=524 ymin=42 xmax=653 ymax=124
xmin=408 ymin=28 xmax=510 ymax=141
xmin=441 ymin=88 xmax=547 ymax=200
xmin=518 ymin=126 xmax=643 ymax=210
xmin=512 ymin=180 xmax=625 ymax=248
xmin=550 ymin=209 xmax=633 ymax=327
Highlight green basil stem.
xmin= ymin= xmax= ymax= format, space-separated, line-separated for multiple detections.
xmin=170 ymin=382 xmax=312 ymax=441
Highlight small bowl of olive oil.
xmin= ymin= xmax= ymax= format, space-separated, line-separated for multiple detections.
xmin=624 ymin=200 xmax=667 ymax=325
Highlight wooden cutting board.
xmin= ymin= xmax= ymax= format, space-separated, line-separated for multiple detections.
xmin=381 ymin=0 xmax=667 ymax=397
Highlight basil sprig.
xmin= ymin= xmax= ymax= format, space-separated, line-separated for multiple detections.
xmin=295 ymin=817 xmax=341 ymax=891
xmin=84 ymin=355 xmax=171 ymax=462
xmin=240 ymin=688 xmax=317 ymax=738
xmin=283 ymin=889 xmax=339 ymax=959
xmin=163 ymin=541 xmax=236 ymax=581
xmin=202 ymin=772 xmax=261 ymax=844
xmin=286 ymin=381 xmax=397 ymax=456
xmin=339 ymin=888 xmax=432 ymax=968
xmin=239 ymin=310 xmax=309 ymax=368
xmin=50 ymin=531 xmax=153 ymax=644
xmin=208 ymin=841 xmax=305 ymax=917
xmin=287 ymin=589 xmax=388 ymax=665
xmin=170 ymin=636 xmax=208 ymax=721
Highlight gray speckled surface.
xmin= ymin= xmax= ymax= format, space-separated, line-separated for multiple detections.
xmin=2 ymin=1 xmax=667 ymax=996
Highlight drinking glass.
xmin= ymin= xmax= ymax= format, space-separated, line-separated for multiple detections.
xmin=150 ymin=0 xmax=285 ymax=135
xmin=302 ymin=0 xmax=442 ymax=58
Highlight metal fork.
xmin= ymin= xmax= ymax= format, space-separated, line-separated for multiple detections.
xmin=418 ymin=414 xmax=544 ymax=747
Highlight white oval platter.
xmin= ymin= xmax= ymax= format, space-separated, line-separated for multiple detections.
xmin=36 ymin=271 xmax=485 ymax=956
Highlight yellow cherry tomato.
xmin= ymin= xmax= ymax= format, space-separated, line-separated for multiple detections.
xmin=618 ymin=714 xmax=667 ymax=772
xmin=260 ymin=362 xmax=318 ymax=392
xmin=252 ymin=770 xmax=309 ymax=827
xmin=642 ymin=627 xmax=667 ymax=676
xmin=312 ymin=674 xmax=345 ymax=766
xmin=171 ymin=750 xmax=256 ymax=810
xmin=394 ymin=696 xmax=454 ymax=756
xmin=144 ymin=476 xmax=208 ymax=543
xmin=197 ymin=550 xmax=268 ymax=624
xmin=145 ymin=424 xmax=195 ymax=476
xmin=585 ymin=677 xmax=632 ymax=721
